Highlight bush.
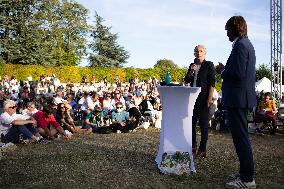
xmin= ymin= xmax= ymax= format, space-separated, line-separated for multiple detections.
xmin=1 ymin=63 xmax=214 ymax=88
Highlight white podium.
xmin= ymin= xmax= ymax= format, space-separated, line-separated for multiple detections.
xmin=155 ymin=86 xmax=201 ymax=175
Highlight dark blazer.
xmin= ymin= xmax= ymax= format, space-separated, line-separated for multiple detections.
xmin=184 ymin=60 xmax=216 ymax=107
xmin=221 ymin=37 xmax=256 ymax=109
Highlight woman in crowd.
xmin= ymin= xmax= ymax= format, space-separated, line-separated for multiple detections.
xmin=102 ymin=92 xmax=113 ymax=111
xmin=22 ymin=102 xmax=38 ymax=116
xmin=33 ymin=105 xmax=70 ymax=140
xmin=111 ymin=90 xmax=125 ymax=109
xmin=55 ymin=103 xmax=76 ymax=133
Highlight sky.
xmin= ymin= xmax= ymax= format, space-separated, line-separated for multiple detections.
xmin=76 ymin=0 xmax=273 ymax=68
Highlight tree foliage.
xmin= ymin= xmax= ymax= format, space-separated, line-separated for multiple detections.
xmin=154 ymin=58 xmax=179 ymax=69
xmin=2 ymin=63 xmax=188 ymax=83
xmin=88 ymin=12 xmax=130 ymax=68
xmin=0 ymin=0 xmax=44 ymax=65
xmin=256 ymin=63 xmax=272 ymax=81
xmin=215 ymin=62 xmax=225 ymax=74
xmin=0 ymin=0 xmax=90 ymax=66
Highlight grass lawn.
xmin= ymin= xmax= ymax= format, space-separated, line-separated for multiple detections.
xmin=0 ymin=128 xmax=283 ymax=189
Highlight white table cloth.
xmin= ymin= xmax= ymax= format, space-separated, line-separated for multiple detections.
xmin=155 ymin=86 xmax=201 ymax=174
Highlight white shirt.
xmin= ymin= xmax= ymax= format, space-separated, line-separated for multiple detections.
xmin=22 ymin=108 xmax=38 ymax=116
xmin=102 ymin=99 xmax=112 ymax=111
xmin=54 ymin=97 xmax=67 ymax=105
xmin=88 ymin=98 xmax=100 ymax=110
xmin=193 ymin=64 xmax=201 ymax=87
xmin=10 ymin=93 xmax=18 ymax=101
xmin=232 ymin=37 xmax=239 ymax=48
xmin=0 ymin=112 xmax=30 ymax=135
xmin=53 ymin=78 xmax=60 ymax=87
xmin=110 ymin=97 xmax=126 ymax=110
xmin=78 ymin=96 xmax=93 ymax=110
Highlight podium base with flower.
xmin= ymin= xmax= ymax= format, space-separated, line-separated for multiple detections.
xmin=155 ymin=86 xmax=201 ymax=175
xmin=159 ymin=151 xmax=191 ymax=175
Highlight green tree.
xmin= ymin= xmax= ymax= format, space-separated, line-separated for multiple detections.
xmin=37 ymin=0 xmax=90 ymax=66
xmin=256 ymin=64 xmax=272 ymax=81
xmin=88 ymin=12 xmax=130 ymax=68
xmin=215 ymin=62 xmax=225 ymax=74
xmin=154 ymin=58 xmax=179 ymax=69
xmin=0 ymin=0 xmax=90 ymax=66
xmin=0 ymin=0 xmax=48 ymax=65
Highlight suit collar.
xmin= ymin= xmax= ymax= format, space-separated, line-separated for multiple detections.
xmin=195 ymin=59 xmax=206 ymax=65
xmin=232 ymin=37 xmax=239 ymax=48
xmin=232 ymin=37 xmax=248 ymax=48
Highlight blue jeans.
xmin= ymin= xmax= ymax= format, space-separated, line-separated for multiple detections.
xmin=4 ymin=124 xmax=37 ymax=143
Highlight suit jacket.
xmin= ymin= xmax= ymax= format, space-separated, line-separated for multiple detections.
xmin=184 ymin=60 xmax=216 ymax=107
xmin=221 ymin=37 xmax=256 ymax=109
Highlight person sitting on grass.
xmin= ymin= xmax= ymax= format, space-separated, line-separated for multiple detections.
xmin=90 ymin=93 xmax=101 ymax=110
xmin=55 ymin=103 xmax=77 ymax=133
xmin=111 ymin=102 xmax=131 ymax=133
xmin=33 ymin=105 xmax=70 ymax=140
xmin=102 ymin=92 xmax=113 ymax=112
xmin=22 ymin=102 xmax=38 ymax=116
xmin=125 ymin=93 xmax=135 ymax=111
xmin=0 ymin=100 xmax=43 ymax=144
xmin=53 ymin=90 xmax=67 ymax=105
xmin=83 ymin=106 xmax=104 ymax=132
xmin=66 ymin=94 xmax=77 ymax=113
xmin=111 ymin=90 xmax=125 ymax=110
xmin=254 ymin=92 xmax=278 ymax=134
xmin=20 ymin=86 xmax=30 ymax=108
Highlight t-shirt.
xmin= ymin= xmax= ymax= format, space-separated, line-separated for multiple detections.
xmin=258 ymin=100 xmax=276 ymax=112
xmin=0 ymin=112 xmax=30 ymax=135
xmin=111 ymin=111 xmax=129 ymax=123
xmin=193 ymin=64 xmax=201 ymax=87
xmin=85 ymin=112 xmax=104 ymax=127
xmin=33 ymin=110 xmax=60 ymax=129
xmin=22 ymin=108 xmax=38 ymax=116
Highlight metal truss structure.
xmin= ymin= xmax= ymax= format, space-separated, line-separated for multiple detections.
xmin=271 ymin=0 xmax=282 ymax=100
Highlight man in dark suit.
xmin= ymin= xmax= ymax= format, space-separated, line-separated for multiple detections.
xmin=184 ymin=45 xmax=215 ymax=158
xmin=222 ymin=16 xmax=256 ymax=188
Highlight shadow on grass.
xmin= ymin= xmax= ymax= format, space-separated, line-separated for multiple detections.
xmin=0 ymin=129 xmax=283 ymax=189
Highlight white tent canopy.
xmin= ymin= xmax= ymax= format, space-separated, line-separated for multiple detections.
xmin=255 ymin=77 xmax=272 ymax=92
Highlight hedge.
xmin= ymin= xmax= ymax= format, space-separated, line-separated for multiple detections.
xmin=1 ymin=63 xmax=187 ymax=83
xmin=1 ymin=63 xmax=224 ymax=91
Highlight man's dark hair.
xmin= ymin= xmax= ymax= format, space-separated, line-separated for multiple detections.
xmin=264 ymin=92 xmax=271 ymax=97
xmin=42 ymin=105 xmax=54 ymax=115
xmin=225 ymin=16 xmax=247 ymax=37
xmin=93 ymin=106 xmax=102 ymax=113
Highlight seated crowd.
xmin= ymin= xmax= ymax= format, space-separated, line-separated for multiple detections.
xmin=1 ymin=74 xmax=282 ymax=148
xmin=0 ymin=75 xmax=162 ymax=146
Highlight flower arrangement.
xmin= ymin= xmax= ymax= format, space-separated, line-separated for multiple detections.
xmin=159 ymin=151 xmax=191 ymax=175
